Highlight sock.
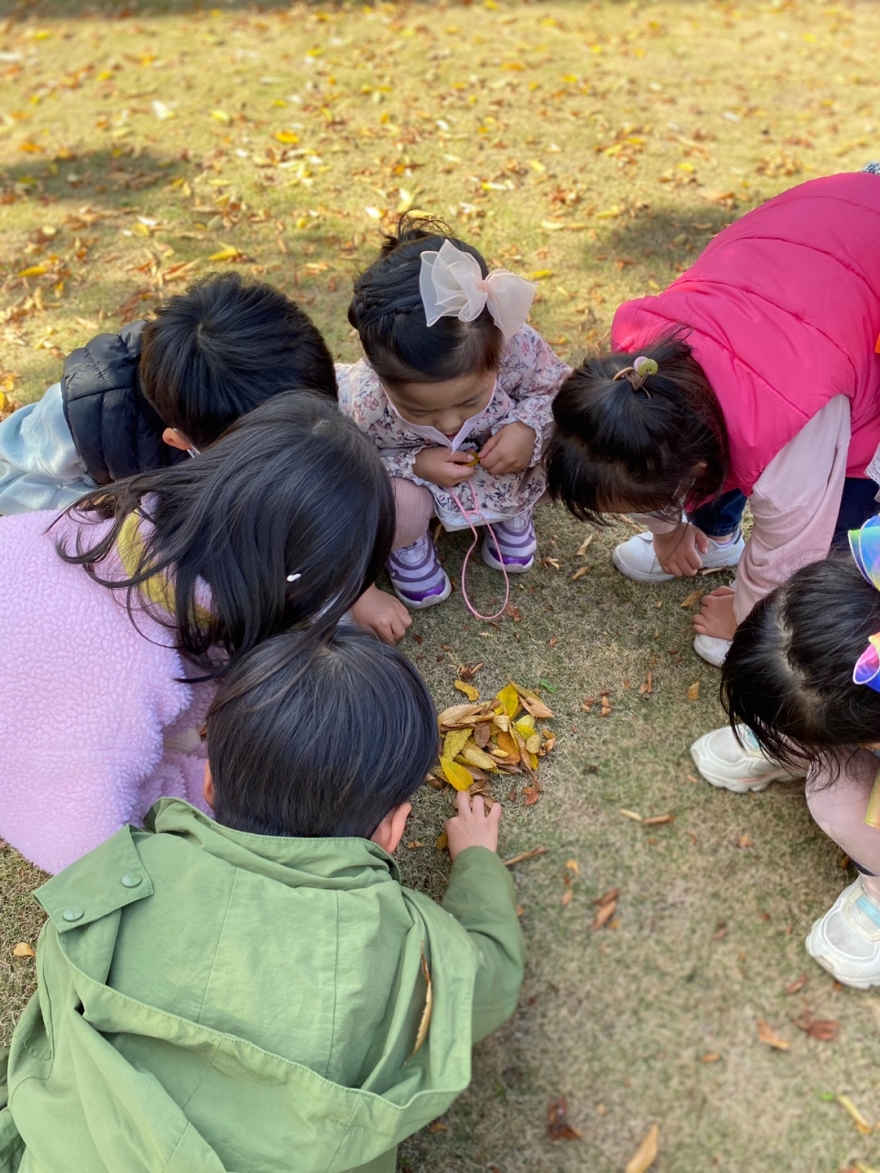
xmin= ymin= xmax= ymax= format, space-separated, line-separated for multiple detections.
xmin=708 ymin=529 xmax=740 ymax=549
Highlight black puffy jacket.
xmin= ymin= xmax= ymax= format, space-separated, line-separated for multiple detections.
xmin=60 ymin=321 xmax=187 ymax=485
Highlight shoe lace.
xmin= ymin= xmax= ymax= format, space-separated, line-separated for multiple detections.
xmin=447 ymin=480 xmax=511 ymax=623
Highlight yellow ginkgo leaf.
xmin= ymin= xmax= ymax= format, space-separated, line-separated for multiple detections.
xmin=208 ymin=244 xmax=241 ymax=262
xmin=211 ymin=109 xmax=232 ymax=123
xmin=442 ymin=727 xmax=472 ymax=762
xmin=18 ymin=264 xmax=47 ymax=278
xmin=496 ymin=683 xmax=520 ymax=718
xmin=440 ymin=757 xmax=473 ymax=791
xmin=275 ymin=130 xmax=299 ymax=144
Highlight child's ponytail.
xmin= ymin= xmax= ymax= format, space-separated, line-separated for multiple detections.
xmin=546 ymin=335 xmax=728 ymax=525
xmin=349 ymin=213 xmax=503 ymax=387
xmin=54 ymin=392 xmax=395 ymax=679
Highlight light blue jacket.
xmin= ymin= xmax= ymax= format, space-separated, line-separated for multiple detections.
xmin=0 ymin=384 xmax=97 ymax=514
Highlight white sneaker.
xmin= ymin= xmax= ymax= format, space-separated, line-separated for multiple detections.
xmin=693 ymin=634 xmax=732 ymax=667
xmin=806 ymin=877 xmax=880 ymax=989
xmin=612 ymin=529 xmax=744 ymax=584
xmin=690 ymin=724 xmax=802 ymax=793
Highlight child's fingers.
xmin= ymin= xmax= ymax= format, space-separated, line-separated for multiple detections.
xmin=456 ymin=790 xmax=471 ymax=815
xmin=448 ymin=450 xmax=476 ymax=464
xmin=478 ymin=434 xmax=500 ymax=458
xmin=487 ymin=799 xmax=501 ymax=824
xmin=471 ymin=795 xmax=486 ymax=818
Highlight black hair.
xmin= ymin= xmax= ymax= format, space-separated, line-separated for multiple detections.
xmin=55 ymin=393 xmax=394 ymax=680
xmin=546 ymin=335 xmax=729 ymax=525
xmin=348 ymin=214 xmax=503 ymax=386
xmin=139 ymin=271 xmax=338 ymax=449
xmin=206 ymin=626 xmax=439 ymax=838
xmin=722 ymin=557 xmax=880 ymax=773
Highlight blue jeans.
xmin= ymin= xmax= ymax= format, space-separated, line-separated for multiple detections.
xmin=688 ymin=479 xmax=879 ymax=549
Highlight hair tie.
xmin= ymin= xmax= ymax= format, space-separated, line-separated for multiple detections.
xmin=612 ymin=355 xmax=658 ymax=395
xmin=419 ymin=239 xmax=536 ymax=340
xmin=849 ymin=515 xmax=880 ymax=691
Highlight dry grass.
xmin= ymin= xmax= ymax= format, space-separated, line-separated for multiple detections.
xmin=2 ymin=0 xmax=880 ymax=1169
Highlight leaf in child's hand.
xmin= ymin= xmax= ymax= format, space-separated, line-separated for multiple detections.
xmin=547 ymin=1096 xmax=582 ymax=1140
xmin=454 ymin=680 xmax=480 ymax=701
xmin=625 ymin=1124 xmax=659 ymax=1173
xmin=440 ymin=757 xmax=473 ymax=791
xmin=410 ymin=944 xmax=433 ymax=1057
xmin=12 ymin=942 xmax=34 ymax=958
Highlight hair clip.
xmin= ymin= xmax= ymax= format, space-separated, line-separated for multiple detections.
xmin=419 ymin=239 xmax=536 ymax=340
xmin=612 ymin=355 xmax=658 ymax=395
xmin=286 ymin=573 xmax=302 ymax=584
xmin=849 ymin=516 xmax=880 ymax=692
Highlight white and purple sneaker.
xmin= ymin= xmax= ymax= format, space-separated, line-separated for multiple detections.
xmin=387 ymin=533 xmax=452 ymax=610
xmin=481 ymin=512 xmax=536 ymax=574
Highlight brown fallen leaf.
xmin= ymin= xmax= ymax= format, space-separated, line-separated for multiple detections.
xmin=700 ymin=1053 xmax=721 ymax=1063
xmin=522 ymin=786 xmax=541 ymax=806
xmin=785 ymin=975 xmax=808 ymax=995
xmin=592 ymin=899 xmax=617 ymax=930
xmin=547 ymin=1096 xmax=582 ymax=1141
xmin=793 ymin=1013 xmax=839 ymax=1041
xmin=621 ymin=809 xmax=643 ymax=822
xmin=566 ymin=859 xmax=580 ymax=875
xmin=458 ymin=661 xmax=484 ymax=682
xmin=569 ymin=565 xmax=590 ymax=582
xmin=12 ymin=942 xmax=35 ymax=958
xmin=503 ymin=846 xmax=548 ymax=867
xmin=428 ymin=1121 xmax=447 ymax=1133
xmin=687 ymin=681 xmax=701 ymax=701
xmin=576 ymin=534 xmax=594 ymax=557
xmin=625 ymin=1123 xmax=659 ymax=1173
xmin=680 ymin=588 xmax=704 ymax=608
xmin=561 ymin=888 xmax=574 ymax=908
xmin=638 ymin=669 xmax=653 ymax=695
xmin=757 ymin=1018 xmax=790 ymax=1051
xmin=736 ymin=835 xmax=754 ymax=848
xmin=642 ymin=814 xmax=674 ymax=826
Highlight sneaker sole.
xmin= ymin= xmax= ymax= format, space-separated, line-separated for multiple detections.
xmin=391 ymin=576 xmax=452 ymax=611
xmin=804 ymin=931 xmax=877 ymax=990
xmin=480 ymin=544 xmax=534 ymax=574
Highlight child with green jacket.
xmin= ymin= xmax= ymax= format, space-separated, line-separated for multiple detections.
xmin=0 ymin=626 xmax=525 ymax=1173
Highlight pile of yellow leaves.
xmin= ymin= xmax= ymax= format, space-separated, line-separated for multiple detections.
xmin=435 ymin=682 xmax=555 ymax=798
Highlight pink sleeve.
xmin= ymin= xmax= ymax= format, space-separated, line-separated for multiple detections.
xmin=734 ymin=396 xmax=852 ymax=625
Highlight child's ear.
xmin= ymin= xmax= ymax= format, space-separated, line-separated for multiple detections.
xmin=203 ymin=762 xmax=216 ymax=811
xmin=163 ymin=427 xmax=192 ymax=452
xmin=371 ymin=802 xmax=412 ymax=853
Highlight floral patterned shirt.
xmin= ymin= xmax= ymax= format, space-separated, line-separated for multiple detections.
xmin=336 ymin=325 xmax=570 ymax=529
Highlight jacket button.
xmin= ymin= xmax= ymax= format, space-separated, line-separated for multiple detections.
xmin=62 ymin=907 xmax=84 ymax=922
xmin=120 ymin=873 xmax=142 ymax=888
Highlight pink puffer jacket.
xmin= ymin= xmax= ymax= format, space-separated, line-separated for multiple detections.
xmin=612 ymin=172 xmax=880 ymax=498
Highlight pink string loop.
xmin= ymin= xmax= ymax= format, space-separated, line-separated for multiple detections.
xmin=447 ymin=479 xmax=511 ymax=623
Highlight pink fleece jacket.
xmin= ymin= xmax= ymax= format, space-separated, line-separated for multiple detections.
xmin=612 ymin=173 xmax=880 ymax=498
xmin=0 ymin=510 xmax=213 ymax=874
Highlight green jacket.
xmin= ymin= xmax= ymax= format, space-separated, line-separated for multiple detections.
xmin=0 ymin=799 xmax=524 ymax=1173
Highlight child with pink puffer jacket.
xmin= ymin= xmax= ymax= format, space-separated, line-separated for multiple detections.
xmin=546 ymin=169 xmax=880 ymax=789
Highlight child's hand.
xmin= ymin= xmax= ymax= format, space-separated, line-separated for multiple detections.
xmin=478 ymin=421 xmax=535 ymax=476
xmin=693 ymin=585 xmax=737 ymax=640
xmin=653 ymin=523 xmax=709 ymax=577
xmin=414 ymin=446 xmax=478 ymax=488
xmin=445 ymin=791 xmax=501 ymax=860
xmin=350 ymin=584 xmax=412 ymax=643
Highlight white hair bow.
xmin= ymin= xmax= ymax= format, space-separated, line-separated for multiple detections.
xmin=419 ymin=239 xmax=536 ymax=340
